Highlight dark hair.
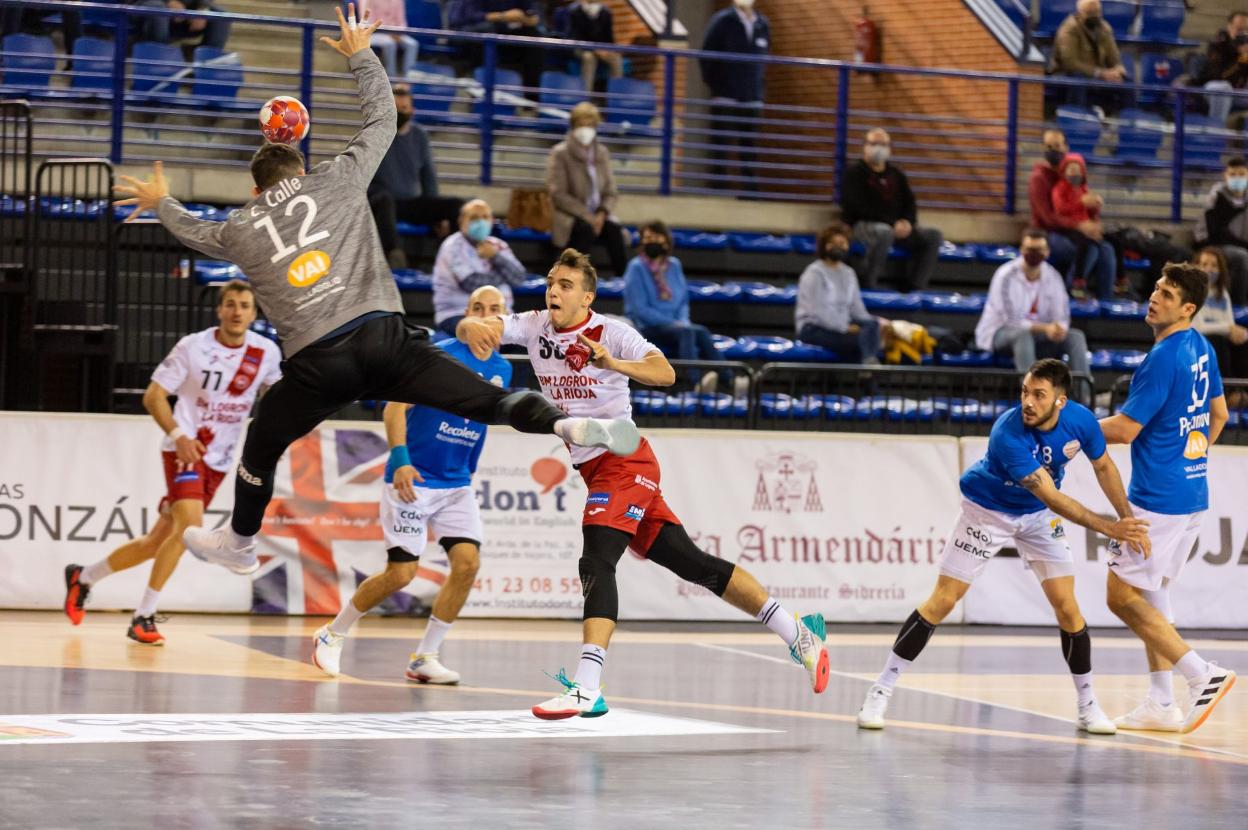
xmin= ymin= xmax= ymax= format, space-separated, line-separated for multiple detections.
xmin=1227 ymin=156 xmax=1247 ymax=169
xmin=250 ymin=142 xmax=305 ymax=190
xmin=816 ymin=221 xmax=853 ymax=255
xmin=1026 ymin=358 xmax=1071 ymax=395
xmin=217 ymin=278 xmax=254 ymax=305
xmin=550 ymin=248 xmax=597 ymax=293
xmin=1194 ymin=246 xmax=1230 ymax=298
xmin=1022 ymin=226 xmax=1047 ymax=243
xmin=1230 ymin=10 xmax=1248 ymax=21
xmin=640 ymin=220 xmax=671 ymax=247
xmin=1160 ymin=261 xmax=1209 ymax=314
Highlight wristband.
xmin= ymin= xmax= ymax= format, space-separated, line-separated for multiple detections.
xmin=389 ymin=445 xmax=412 ymax=469
xmin=168 ymin=427 xmax=187 ymax=442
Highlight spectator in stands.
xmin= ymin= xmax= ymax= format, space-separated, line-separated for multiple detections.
xmin=568 ymin=1 xmax=622 ymax=91
xmin=1195 ymin=157 xmax=1248 ymax=307
xmin=1193 ymin=247 xmax=1248 ymax=384
xmin=361 ymin=0 xmax=419 ymax=79
xmin=449 ymin=0 xmax=544 ymax=91
xmin=134 ymin=0 xmax=231 ymax=50
xmin=432 ymin=199 xmax=528 ymax=335
xmin=698 ymin=0 xmax=770 ymax=192
xmin=1029 ymin=129 xmax=1118 ymax=297
xmin=975 ymin=228 xmax=1090 ymax=378
xmin=369 ymin=85 xmax=464 ymax=270
xmin=795 ymin=222 xmax=893 ymax=365
xmin=840 ymin=128 xmax=943 ymax=291
xmin=1048 ymin=0 xmax=1127 ymax=109
xmin=1049 ymin=152 xmax=1111 ymax=299
xmin=546 ymin=102 xmax=627 ymax=276
xmin=1194 ymin=11 xmax=1248 ymax=126
xmin=2 ymin=7 xmax=81 ymax=54
xmin=623 ymin=220 xmax=728 ymax=391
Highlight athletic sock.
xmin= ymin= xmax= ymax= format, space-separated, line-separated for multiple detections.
xmin=755 ymin=598 xmax=800 ymax=647
xmin=1175 ymin=650 xmax=1211 ymax=684
xmin=328 ymin=600 xmax=365 ymax=636
xmin=553 ymin=417 xmax=584 ymax=445
xmin=81 ymin=559 xmax=113 ymax=586
xmin=573 ymin=644 xmax=606 ymax=690
xmin=416 ymin=616 xmax=453 ymax=655
xmin=1072 ymin=672 xmax=1096 ymax=706
xmin=1148 ymin=670 xmax=1174 ymax=707
xmin=135 ymin=588 xmax=160 ymax=619
xmin=226 ymin=528 xmax=254 ymax=551
xmin=876 ymin=652 xmax=911 ymax=691
xmin=1060 ymin=627 xmax=1093 ymax=706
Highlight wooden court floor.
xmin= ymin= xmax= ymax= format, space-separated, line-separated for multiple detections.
xmin=1 ymin=611 xmax=1245 ymax=829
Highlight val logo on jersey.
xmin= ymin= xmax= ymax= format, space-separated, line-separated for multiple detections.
xmin=1184 ymin=429 xmax=1209 ymax=460
xmin=288 ymin=250 xmax=331 ymax=287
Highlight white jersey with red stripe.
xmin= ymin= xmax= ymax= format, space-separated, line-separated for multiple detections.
xmin=500 ymin=309 xmax=659 ymax=464
xmin=151 ymin=328 xmax=283 ymax=472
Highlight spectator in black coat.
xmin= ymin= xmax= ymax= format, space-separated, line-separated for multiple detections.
xmin=568 ymin=2 xmax=621 ymax=91
xmin=134 ymin=0 xmax=231 ymax=50
xmin=698 ymin=0 xmax=769 ymax=191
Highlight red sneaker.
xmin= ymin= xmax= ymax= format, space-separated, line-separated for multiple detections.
xmin=126 ymin=614 xmax=166 ymax=646
xmin=63 ymin=564 xmax=90 ymax=625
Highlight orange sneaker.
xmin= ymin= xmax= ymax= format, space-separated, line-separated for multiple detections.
xmin=126 ymin=614 xmax=166 ymax=646
xmin=63 ymin=564 xmax=90 ymax=625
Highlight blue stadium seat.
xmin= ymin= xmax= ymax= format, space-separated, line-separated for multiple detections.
xmin=759 ymin=393 xmax=823 ymax=420
xmin=1139 ymin=1 xmax=1185 ymax=44
xmin=672 ymin=230 xmax=728 ymax=250
xmin=1137 ymin=55 xmax=1182 ymax=109
xmin=250 ymin=320 xmax=278 ymax=342
xmin=1119 ymin=51 xmax=1136 ymax=86
xmin=887 ymin=246 xmax=911 ymax=260
xmin=711 ymin=333 xmax=736 ymax=355
xmin=938 ymin=241 xmax=978 ymax=262
xmin=705 ymin=282 xmax=743 ymax=303
xmin=1 ymin=34 xmax=57 ymax=91
xmin=191 ymin=46 xmax=247 ymax=111
xmin=993 ymin=0 xmax=1027 ymax=28
xmin=789 ymin=341 xmax=840 ymax=362
xmin=193 ymin=260 xmax=243 ymax=284
xmin=472 ymin=66 xmax=524 ymax=118
xmin=604 ymin=77 xmax=658 ymax=135
xmin=737 ymin=282 xmax=796 ymax=305
xmin=596 ymin=277 xmax=625 ymax=298
xmin=498 ymin=225 xmax=551 ymax=243
xmin=1236 ymin=307 xmax=1248 ymax=326
xmin=852 ymin=396 xmax=891 ymax=421
xmin=69 ymin=36 xmax=113 ymax=95
xmin=823 ymin=394 xmax=856 ymax=420
xmin=1056 ymin=105 xmax=1101 ymax=156
xmin=1102 ymin=300 xmax=1146 ymax=319
xmin=631 ymin=390 xmax=668 ymax=415
xmin=737 ymin=335 xmax=794 ymax=357
xmin=409 ymin=62 xmax=459 ymax=117
xmin=1123 ymin=254 xmax=1151 ymax=271
xmin=696 ymin=393 xmax=748 ymax=417
xmin=1110 ymin=349 xmax=1147 ymax=371
xmin=392 ymin=269 xmax=433 ymax=291
xmin=729 ymin=233 xmax=792 ymax=253
xmin=129 ymin=41 xmax=186 ymax=103
xmin=793 ymin=235 xmax=817 ymax=256
xmin=1070 ymin=298 xmax=1101 ymax=318
xmin=661 ymin=393 xmax=699 ymax=417
xmin=919 ymin=291 xmax=986 ymax=313
xmin=947 ymin=398 xmax=983 ymax=422
xmin=515 ymin=276 xmax=547 ymax=296
xmin=1114 ymin=108 xmax=1165 ymax=164
xmin=1101 ymin=1 xmax=1136 ymax=37
xmin=1035 ymin=0 xmax=1076 ymax=37
xmin=538 ymin=71 xmax=586 ymax=124
xmin=183 ymin=203 xmax=226 ymax=221
xmin=406 ymin=0 xmax=457 ymax=56
xmin=396 ymin=222 xmax=430 ymax=237
xmin=1090 ymin=349 xmax=1113 ymax=370
xmin=1183 ymin=115 xmax=1229 ymax=169
xmin=937 ymin=350 xmax=996 ymax=368
xmin=976 ymin=244 xmax=1020 ymax=263
xmin=861 ymin=290 xmax=922 ymax=312
xmin=684 ymin=279 xmax=723 ymax=300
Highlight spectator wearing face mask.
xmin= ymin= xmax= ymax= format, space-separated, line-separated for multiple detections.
xmin=1048 ymin=0 xmax=1128 ymax=109
xmin=546 ymin=102 xmax=627 ymax=275
xmin=975 ymin=227 xmax=1089 ymax=377
xmin=568 ymin=1 xmax=622 ymax=91
xmin=1049 ymin=153 xmax=1118 ymax=300
xmin=795 ymin=222 xmax=892 ymax=365
xmin=369 ymin=85 xmax=465 ymax=269
xmin=840 ymin=128 xmax=944 ymax=291
xmin=1193 ymin=247 xmax=1248 ymax=386
xmin=432 ymin=199 xmax=527 ymax=336
xmin=698 ymin=0 xmax=770 ymax=191
xmin=1194 ymin=157 xmax=1248 ymax=307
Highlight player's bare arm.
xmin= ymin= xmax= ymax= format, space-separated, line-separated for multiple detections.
xmin=1019 ymin=466 xmax=1149 ymax=550
xmin=1098 ymin=413 xmax=1144 ymax=445
xmin=1089 ymin=451 xmax=1150 ymax=558
xmin=1209 ymin=394 xmax=1229 ymax=446
xmin=383 ymin=401 xmax=422 ymax=503
xmin=456 ymin=316 xmax=504 ymax=360
xmin=142 ymin=381 xmax=204 ymax=466
xmin=578 ymin=335 xmax=676 ymax=387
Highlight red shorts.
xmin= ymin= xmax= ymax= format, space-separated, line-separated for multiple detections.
xmin=576 ymin=437 xmax=680 ymax=556
xmin=158 ymin=451 xmax=227 ymax=514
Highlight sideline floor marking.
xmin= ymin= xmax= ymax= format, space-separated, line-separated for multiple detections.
xmin=0 ymin=709 xmax=773 ymax=747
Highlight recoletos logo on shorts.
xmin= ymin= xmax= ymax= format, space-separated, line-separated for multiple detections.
xmin=288 ymin=250 xmax=331 ymax=287
xmin=1184 ymin=430 xmax=1209 ymax=460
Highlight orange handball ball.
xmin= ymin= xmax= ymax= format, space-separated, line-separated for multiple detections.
xmin=258 ymin=96 xmax=310 ymax=145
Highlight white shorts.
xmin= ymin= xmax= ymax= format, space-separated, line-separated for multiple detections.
xmin=1107 ymin=504 xmax=1203 ymax=592
xmin=379 ymin=484 xmax=483 ymax=558
xmin=939 ymin=498 xmax=1074 ymax=584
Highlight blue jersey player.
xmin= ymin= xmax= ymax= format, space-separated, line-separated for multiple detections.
xmin=312 ymin=287 xmax=512 ymax=683
xmin=1100 ymin=263 xmax=1236 ymax=734
xmin=857 ymin=359 xmax=1148 ymax=734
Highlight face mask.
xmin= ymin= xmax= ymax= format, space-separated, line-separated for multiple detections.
xmin=1066 ymin=174 xmax=1083 ymax=187
xmin=1022 ymin=250 xmax=1047 ymax=267
xmin=1044 ymin=149 xmax=1065 ymax=167
xmin=867 ymin=146 xmax=890 ymax=165
xmin=466 ymin=217 xmax=491 ymax=243
xmin=396 ymin=111 xmax=411 ymax=129
xmin=824 ymin=247 xmax=849 ymax=262
xmin=572 ymin=126 xmax=596 ymax=146
xmin=1205 ymin=269 xmax=1222 ymax=286
xmin=1227 ymin=176 xmax=1248 ymax=194
xmin=642 ymin=242 xmax=668 ymax=259
xmin=1083 ymin=15 xmax=1101 ymax=30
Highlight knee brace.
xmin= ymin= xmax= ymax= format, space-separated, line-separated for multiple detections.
xmin=644 ymin=523 xmax=735 ymax=597
xmin=579 ymin=526 xmax=630 ymax=622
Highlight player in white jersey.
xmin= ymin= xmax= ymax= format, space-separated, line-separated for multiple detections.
xmin=64 ymin=281 xmax=282 ymax=644
xmin=459 ymin=249 xmax=831 ymax=720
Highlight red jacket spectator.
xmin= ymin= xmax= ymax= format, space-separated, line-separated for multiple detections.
xmin=1051 ymin=154 xmax=1095 ymax=226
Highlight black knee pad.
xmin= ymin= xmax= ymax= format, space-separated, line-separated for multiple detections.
xmin=579 ymin=526 xmax=631 ymax=622
xmin=497 ymin=391 xmax=563 ymax=434
xmin=645 ymin=523 xmax=735 ymax=597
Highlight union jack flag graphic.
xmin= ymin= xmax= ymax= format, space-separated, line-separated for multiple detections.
xmin=251 ymin=427 xmax=446 ymax=615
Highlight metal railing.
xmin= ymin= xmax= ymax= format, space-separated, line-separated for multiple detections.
xmin=1 ymin=0 xmax=1245 ymax=221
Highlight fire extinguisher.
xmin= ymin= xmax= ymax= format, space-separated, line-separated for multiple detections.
xmin=853 ymin=7 xmax=880 ymax=65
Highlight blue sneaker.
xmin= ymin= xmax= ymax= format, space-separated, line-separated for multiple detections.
xmin=788 ymin=613 xmax=830 ymax=694
xmin=531 ymin=669 xmax=609 ymax=720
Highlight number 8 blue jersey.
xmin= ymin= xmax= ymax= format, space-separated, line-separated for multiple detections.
xmin=1120 ymin=328 xmax=1223 ymax=515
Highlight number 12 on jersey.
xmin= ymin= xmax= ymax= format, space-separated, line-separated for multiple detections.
xmin=253 ymin=195 xmax=330 ymax=264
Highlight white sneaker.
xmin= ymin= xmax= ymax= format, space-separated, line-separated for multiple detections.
xmin=1114 ymin=697 xmax=1183 ymax=732
xmin=531 ymin=670 xmax=608 ymax=719
xmin=311 ymin=625 xmax=344 ymax=677
xmin=564 ymin=417 xmax=641 ymax=457
xmin=1182 ymin=662 xmax=1237 ymax=734
xmin=857 ymin=684 xmax=892 ymax=729
xmin=182 ymin=526 xmax=258 ymax=575
xmin=405 ymin=652 xmax=461 ymax=685
xmin=1077 ymin=700 xmax=1117 ymax=735
xmin=787 ymin=613 xmax=830 ymax=694
xmin=694 ymin=370 xmax=718 ymax=395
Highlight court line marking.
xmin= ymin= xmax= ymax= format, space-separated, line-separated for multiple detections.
xmin=695 ymin=642 xmax=1248 ymax=764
